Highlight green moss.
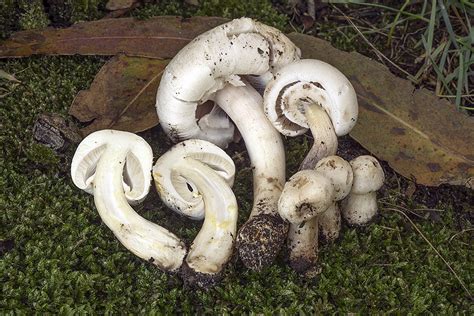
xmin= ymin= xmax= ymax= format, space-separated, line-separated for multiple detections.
xmin=25 ymin=143 xmax=60 ymax=167
xmin=132 ymin=0 xmax=287 ymax=30
xmin=69 ymin=0 xmax=107 ymax=23
xmin=0 ymin=1 xmax=20 ymax=39
xmin=196 ymin=0 xmax=287 ymax=29
xmin=18 ymin=0 xmax=50 ymax=31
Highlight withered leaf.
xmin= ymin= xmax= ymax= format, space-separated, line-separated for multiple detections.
xmin=69 ymin=55 xmax=168 ymax=135
xmin=0 ymin=16 xmax=228 ymax=59
xmin=289 ymin=33 xmax=474 ymax=188
xmin=106 ymin=0 xmax=138 ymax=11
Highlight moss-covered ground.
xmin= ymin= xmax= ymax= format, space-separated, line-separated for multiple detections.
xmin=1 ymin=0 xmax=473 ymax=313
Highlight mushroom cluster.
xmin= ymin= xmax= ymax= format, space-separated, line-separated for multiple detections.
xmin=71 ymin=17 xmax=386 ymax=288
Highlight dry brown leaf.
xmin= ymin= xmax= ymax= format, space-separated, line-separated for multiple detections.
xmin=106 ymin=0 xmax=138 ymax=11
xmin=289 ymin=33 xmax=474 ymax=188
xmin=69 ymin=55 xmax=168 ymax=136
xmin=0 ymin=16 xmax=228 ymax=59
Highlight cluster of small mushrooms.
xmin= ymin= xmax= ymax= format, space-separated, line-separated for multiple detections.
xmin=71 ymin=18 xmax=385 ymax=288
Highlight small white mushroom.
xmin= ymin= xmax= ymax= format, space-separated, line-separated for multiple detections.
xmin=314 ymin=156 xmax=353 ymax=242
xmin=153 ymin=139 xmax=238 ymax=288
xmin=213 ymin=83 xmax=287 ymax=271
xmin=264 ymin=59 xmax=358 ymax=169
xmin=71 ymin=130 xmax=186 ymax=272
xmin=278 ymin=170 xmax=335 ymax=275
xmin=156 ymin=17 xmax=300 ymax=148
xmin=342 ymin=155 xmax=385 ymax=226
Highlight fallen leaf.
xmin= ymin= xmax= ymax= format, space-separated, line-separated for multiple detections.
xmin=69 ymin=55 xmax=168 ymax=135
xmin=106 ymin=0 xmax=138 ymax=11
xmin=289 ymin=33 xmax=474 ymax=188
xmin=0 ymin=16 xmax=228 ymax=59
xmin=0 ymin=69 xmax=21 ymax=83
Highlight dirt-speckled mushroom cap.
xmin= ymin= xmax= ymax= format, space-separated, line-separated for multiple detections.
xmin=156 ymin=17 xmax=301 ymax=148
xmin=278 ymin=170 xmax=336 ymax=224
xmin=263 ymin=59 xmax=358 ymax=137
xmin=350 ymin=155 xmax=385 ymax=194
xmin=315 ymin=155 xmax=353 ymax=201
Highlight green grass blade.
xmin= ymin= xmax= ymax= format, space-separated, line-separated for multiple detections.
xmin=455 ymin=51 xmax=464 ymax=108
xmin=439 ymin=0 xmax=460 ymax=49
xmin=387 ymin=0 xmax=411 ymax=45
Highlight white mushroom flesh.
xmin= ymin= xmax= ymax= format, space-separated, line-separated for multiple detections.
xmin=263 ymin=59 xmax=358 ymax=169
xmin=71 ymin=130 xmax=186 ymax=272
xmin=342 ymin=155 xmax=385 ymax=226
xmin=179 ymin=158 xmax=237 ymax=274
xmin=156 ymin=17 xmax=300 ymax=148
xmin=153 ymin=139 xmax=235 ymax=219
xmin=213 ymin=82 xmax=287 ymax=270
xmin=314 ymin=156 xmax=353 ymax=242
xmin=153 ymin=139 xmax=238 ymax=284
xmin=278 ymin=169 xmax=335 ymax=276
xmin=264 ymin=59 xmax=358 ymax=137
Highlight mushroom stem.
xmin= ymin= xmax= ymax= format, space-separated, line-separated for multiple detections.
xmin=278 ymin=170 xmax=334 ymax=276
xmin=299 ymin=104 xmax=338 ymax=170
xmin=317 ymin=203 xmax=341 ymax=243
xmin=342 ymin=192 xmax=378 ymax=225
xmin=94 ymin=144 xmax=186 ymax=272
xmin=213 ymin=83 xmax=287 ymax=270
xmin=288 ymin=217 xmax=320 ymax=277
xmin=179 ymin=158 xmax=238 ymax=288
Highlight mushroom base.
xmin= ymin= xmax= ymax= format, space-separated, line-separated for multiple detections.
xmin=180 ymin=261 xmax=223 ymax=289
xmin=288 ymin=255 xmax=322 ymax=278
xmin=236 ymin=213 xmax=288 ymax=271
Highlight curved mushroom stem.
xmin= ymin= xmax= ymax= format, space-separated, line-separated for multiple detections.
xmin=288 ymin=218 xmax=320 ymax=277
xmin=213 ymin=83 xmax=287 ymax=271
xmin=299 ymin=104 xmax=338 ymax=170
xmin=94 ymin=145 xmax=186 ymax=272
xmin=178 ymin=158 xmax=238 ymax=288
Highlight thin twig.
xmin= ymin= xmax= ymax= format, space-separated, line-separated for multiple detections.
xmin=449 ymin=228 xmax=474 ymax=243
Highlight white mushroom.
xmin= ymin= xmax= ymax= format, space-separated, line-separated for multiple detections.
xmin=153 ymin=139 xmax=235 ymax=220
xmin=342 ymin=155 xmax=385 ymax=226
xmin=314 ymin=156 xmax=353 ymax=242
xmin=263 ymin=59 xmax=358 ymax=169
xmin=278 ymin=170 xmax=335 ymax=275
xmin=156 ymin=17 xmax=300 ymax=148
xmin=213 ymin=83 xmax=286 ymax=270
xmin=153 ymin=139 xmax=238 ymax=288
xmin=71 ymin=130 xmax=186 ymax=272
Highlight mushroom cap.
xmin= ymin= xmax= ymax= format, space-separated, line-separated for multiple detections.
xmin=278 ymin=170 xmax=335 ymax=224
xmin=156 ymin=17 xmax=300 ymax=148
xmin=315 ymin=155 xmax=353 ymax=201
xmin=350 ymin=155 xmax=385 ymax=194
xmin=153 ymin=139 xmax=235 ymax=220
xmin=263 ymin=59 xmax=358 ymax=137
xmin=71 ymin=129 xmax=152 ymax=204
